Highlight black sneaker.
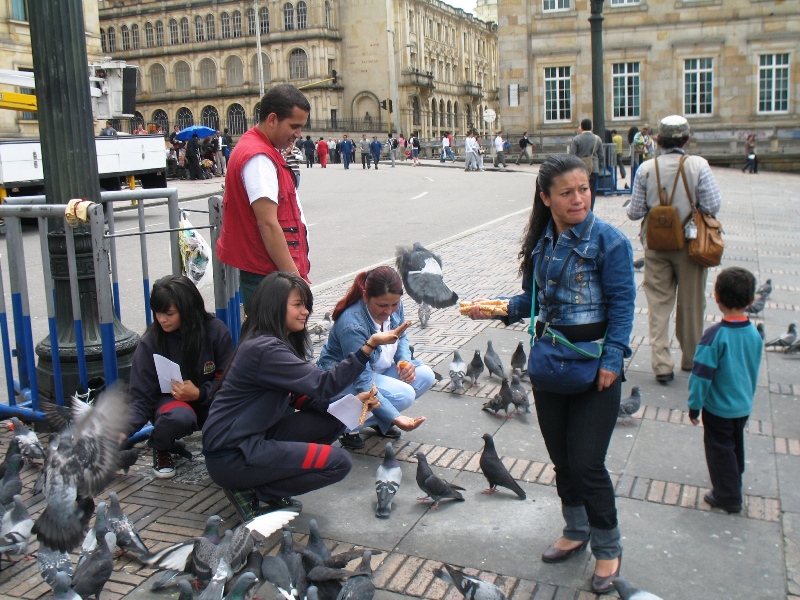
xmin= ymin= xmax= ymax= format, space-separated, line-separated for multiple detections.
xmin=339 ymin=433 xmax=365 ymax=450
xmin=262 ymin=497 xmax=303 ymax=513
xmin=152 ymin=449 xmax=175 ymax=479
xmin=704 ymin=492 xmax=742 ymax=514
xmin=655 ymin=372 xmax=674 ymax=383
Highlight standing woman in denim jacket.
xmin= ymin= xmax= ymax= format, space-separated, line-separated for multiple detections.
xmin=467 ymin=154 xmax=635 ymax=594
xmin=317 ymin=266 xmax=431 ymax=450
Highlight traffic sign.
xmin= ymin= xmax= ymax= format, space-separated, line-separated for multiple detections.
xmin=482 ymin=109 xmax=496 ymax=124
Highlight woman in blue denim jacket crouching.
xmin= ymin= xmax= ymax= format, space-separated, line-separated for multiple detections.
xmin=317 ymin=266 xmax=430 ymax=450
xmin=467 ymin=154 xmax=635 ymax=594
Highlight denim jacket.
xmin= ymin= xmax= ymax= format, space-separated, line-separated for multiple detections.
xmin=505 ymin=213 xmax=635 ymax=375
xmin=317 ymin=299 xmax=412 ymax=424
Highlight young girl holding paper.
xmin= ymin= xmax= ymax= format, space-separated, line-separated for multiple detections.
xmin=202 ymin=272 xmax=402 ymax=521
xmin=125 ymin=275 xmax=234 ymax=479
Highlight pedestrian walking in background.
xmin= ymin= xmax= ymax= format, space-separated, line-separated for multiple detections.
xmin=398 ymin=133 xmax=407 ymax=160
xmin=302 ymin=135 xmax=316 ymax=168
xmin=464 ymin=131 xmax=479 ymax=171
xmin=742 ymin=134 xmax=758 ymax=173
xmin=388 ymin=134 xmax=398 ymax=167
xmin=370 ymin=135 xmax=382 ymax=170
xmin=317 ymin=137 xmax=329 ymax=168
xmin=611 ymin=129 xmax=626 ymax=182
xmin=569 ymin=119 xmax=603 ymax=208
xmin=441 ymin=132 xmax=455 ymax=162
xmin=516 ymin=131 xmax=533 ymax=165
xmin=340 ymin=134 xmax=353 ymax=169
xmin=410 ymin=132 xmax=421 ymax=166
xmin=493 ymin=132 xmax=507 ymax=169
xmin=360 ymin=134 xmax=372 ymax=169
xmin=631 ymin=124 xmax=654 ymax=187
xmin=475 ymin=134 xmax=486 ymax=171
xmin=328 ymin=138 xmax=336 ymax=164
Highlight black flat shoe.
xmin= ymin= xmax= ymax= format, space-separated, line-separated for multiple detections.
xmin=339 ymin=433 xmax=365 ymax=450
xmin=655 ymin=372 xmax=674 ymax=383
xmin=369 ymin=424 xmax=401 ymax=439
xmin=541 ymin=539 xmax=589 ymax=563
xmin=704 ymin=492 xmax=742 ymax=514
xmin=261 ymin=496 xmax=303 ymax=513
xmin=591 ymin=555 xmax=621 ymax=594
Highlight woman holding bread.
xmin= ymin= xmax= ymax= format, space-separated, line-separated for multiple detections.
xmin=466 ymin=154 xmax=635 ymax=594
xmin=318 ymin=266 xmax=430 ymax=450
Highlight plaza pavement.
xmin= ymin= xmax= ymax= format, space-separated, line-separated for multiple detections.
xmin=0 ymin=160 xmax=798 ymax=600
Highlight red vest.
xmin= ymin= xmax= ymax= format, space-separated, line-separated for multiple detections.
xmin=216 ymin=127 xmax=310 ymax=277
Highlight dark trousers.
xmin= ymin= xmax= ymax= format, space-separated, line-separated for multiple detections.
xmin=371 ymin=152 xmax=380 ymax=168
xmin=186 ymin=155 xmax=204 ymax=180
xmin=589 ymin=172 xmax=598 ymax=209
xmin=305 ymin=153 xmax=314 ymax=167
xmin=342 ymin=152 xmax=350 ymax=169
xmin=151 ymin=396 xmax=206 ymax=451
xmin=534 ymin=378 xmax=621 ymax=530
xmin=702 ymin=409 xmax=748 ymax=505
xmin=205 ymin=411 xmax=350 ymax=501
xmin=361 ymin=152 xmax=371 ymax=168
xmin=240 ymin=270 xmax=267 ymax=316
xmin=616 ymin=154 xmax=626 ymax=179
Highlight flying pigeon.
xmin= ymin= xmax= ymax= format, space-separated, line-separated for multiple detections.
xmin=482 ymin=393 xmax=510 ymax=419
xmin=433 ymin=564 xmax=507 ymax=600
xmin=418 ymin=302 xmax=432 ymax=328
xmin=765 ymin=323 xmax=797 ymax=349
xmin=745 ymin=293 xmax=767 ymax=316
xmin=0 ymin=494 xmax=34 ymax=563
xmin=0 ymin=454 xmax=23 ymax=507
xmin=510 ymin=342 xmax=527 ymax=376
xmin=335 ymin=550 xmax=375 ymax=600
xmin=466 ymin=350 xmax=484 ymax=387
xmin=508 ymin=374 xmax=531 ymax=414
xmin=38 ymin=543 xmax=74 ymax=590
xmin=484 ymin=341 xmax=506 ymax=380
xmin=632 ymin=258 xmax=645 ymax=271
xmin=375 ymin=442 xmax=402 ymax=518
xmin=756 ymin=323 xmax=765 ymax=342
xmin=618 ymin=387 xmax=642 ymax=425
xmin=9 ymin=417 xmax=45 ymax=461
xmin=53 ymin=571 xmax=82 ymax=600
xmin=395 ymin=243 xmax=458 ymax=309
xmin=309 ymin=312 xmax=333 ymax=341
xmin=33 ymin=386 xmax=128 ymax=552
xmin=613 ymin=578 xmax=664 ymax=600
xmin=755 ymin=279 xmax=772 ymax=297
xmin=70 ymin=529 xmax=116 ymax=600
xmin=107 ymin=491 xmax=150 ymax=559
xmin=412 ymin=451 xmax=465 ymax=510
xmin=479 ymin=434 xmax=526 ymax=500
xmin=447 ymin=351 xmax=467 ymax=393
xmin=39 ymin=395 xmax=95 ymax=432
xmin=223 ymin=571 xmax=259 ymax=600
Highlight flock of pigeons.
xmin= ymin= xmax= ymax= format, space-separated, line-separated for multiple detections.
xmin=743 ymin=279 xmax=800 ymax=353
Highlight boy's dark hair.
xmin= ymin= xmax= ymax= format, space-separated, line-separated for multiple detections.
xmin=715 ymin=267 xmax=756 ymax=310
xmin=580 ymin=118 xmax=592 ymax=131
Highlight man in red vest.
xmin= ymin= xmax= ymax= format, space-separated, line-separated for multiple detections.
xmin=217 ymin=84 xmax=312 ymax=313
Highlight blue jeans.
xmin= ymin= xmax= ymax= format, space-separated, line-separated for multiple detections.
xmin=343 ymin=152 xmax=350 ymax=169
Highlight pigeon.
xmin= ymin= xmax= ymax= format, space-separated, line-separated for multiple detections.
xmin=756 ymin=323 xmax=765 ymax=342
xmin=39 ymin=395 xmax=95 ymax=432
xmin=418 ymin=302 xmax=432 ymax=327
xmin=447 ymin=350 xmax=467 ymax=393
xmin=308 ymin=312 xmax=333 ymax=341
xmin=10 ymin=417 xmax=45 ymax=461
xmin=107 ymin=491 xmax=150 ymax=559
xmin=745 ymin=293 xmax=767 ymax=316
xmin=304 ymin=518 xmax=332 ymax=562
xmin=116 ymin=447 xmax=143 ymax=475
xmin=765 ymin=323 xmax=797 ymax=348
xmin=466 ymin=350 xmax=484 ymax=387
xmin=77 ymin=503 xmax=110 ymax=571
xmin=481 ymin=393 xmax=510 ymax=419
xmin=786 ymin=339 xmax=800 ymax=354
xmin=479 ymin=434 xmax=526 ymax=500
xmin=0 ymin=494 xmax=34 ymax=563
xmin=433 ymin=564 xmax=507 ymax=600
xmin=335 ymin=550 xmax=375 ymax=600
xmin=38 ymin=543 xmax=74 ymax=590
xmin=632 ymin=258 xmax=645 ymax=271
xmin=261 ymin=554 xmax=297 ymax=600
xmin=755 ymin=278 xmax=772 ymax=297
xmin=613 ymin=578 xmax=664 ymax=600
xmin=198 ymin=554 xmax=232 ymax=600
xmin=53 ymin=571 xmax=82 ymax=600
xmin=70 ymin=529 xmax=116 ymax=599
xmin=508 ymin=374 xmax=531 ymax=414
xmin=483 ymin=341 xmax=506 ymax=380
xmin=278 ymin=529 xmax=307 ymax=600
xmin=0 ymin=438 xmax=20 ymax=480
xmin=618 ymin=387 xmax=642 ymax=424
xmin=412 ymin=451 xmax=465 ymax=509
xmin=497 ymin=378 xmax=516 ymax=419
xmin=375 ymin=442 xmax=402 ymax=518
xmin=177 ymin=580 xmax=194 ymax=600
xmin=0 ymin=454 xmax=23 ymax=507
xmin=510 ymin=342 xmax=527 ymax=376
xmin=33 ymin=386 xmax=128 ymax=552
xmin=223 ymin=571 xmax=259 ymax=600
xmin=395 ymin=243 xmax=459 ymax=309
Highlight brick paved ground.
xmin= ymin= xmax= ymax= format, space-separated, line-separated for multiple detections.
xmin=1 ymin=163 xmax=799 ymax=600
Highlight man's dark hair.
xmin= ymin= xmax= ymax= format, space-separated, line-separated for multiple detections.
xmin=581 ymin=118 xmax=592 ymax=131
xmin=258 ymin=84 xmax=311 ymax=122
xmin=715 ymin=267 xmax=756 ymax=310
xmin=611 ymin=129 xmax=617 ymax=135
xmin=657 ymin=133 xmax=690 ymax=150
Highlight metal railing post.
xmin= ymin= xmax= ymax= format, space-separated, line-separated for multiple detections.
xmin=89 ymin=203 xmax=119 ymax=387
xmin=64 ymin=225 xmax=89 ymax=392
xmin=37 ymin=217 xmax=65 ymax=406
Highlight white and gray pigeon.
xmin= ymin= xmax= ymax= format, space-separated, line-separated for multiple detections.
xmin=466 ymin=350 xmax=484 ymax=387
xmin=508 ymin=374 xmax=531 ymax=415
xmin=38 ymin=543 xmax=74 ymax=590
xmin=483 ymin=341 xmax=506 ymax=380
xmin=412 ymin=452 xmax=465 ymax=510
xmin=107 ymin=491 xmax=150 ymax=559
xmin=418 ymin=302 xmax=432 ymax=328
xmin=375 ymin=442 xmax=402 ymax=518
xmin=765 ymin=322 xmax=797 ymax=348
xmin=0 ymin=494 xmax=33 ymax=562
xmin=53 ymin=571 xmax=82 ymax=600
xmin=755 ymin=278 xmax=772 ymax=297
xmin=395 ymin=243 xmax=459 ymax=308
xmin=613 ymin=578 xmax=664 ymax=600
xmin=617 ymin=387 xmax=642 ymax=424
xmin=447 ymin=351 xmax=467 ymax=393
xmin=308 ymin=312 xmax=332 ymax=341
xmin=278 ymin=529 xmax=308 ymax=600
xmin=433 ymin=564 xmax=507 ymax=600
xmin=509 ymin=342 xmax=527 ymax=376
xmin=479 ymin=434 xmax=526 ymax=500
xmin=10 ymin=417 xmax=45 ymax=461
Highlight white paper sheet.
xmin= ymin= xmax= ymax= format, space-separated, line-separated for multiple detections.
xmin=153 ymin=354 xmax=183 ymax=394
xmin=327 ymin=394 xmax=373 ymax=430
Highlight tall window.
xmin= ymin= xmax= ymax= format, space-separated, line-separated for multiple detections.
xmin=251 ymin=53 xmax=271 ymax=85
xmin=152 ymin=109 xmax=169 ymax=131
xmin=202 ymin=105 xmax=220 ymax=130
xmin=325 ymin=2 xmax=332 ymax=28
xmin=232 ymin=11 xmax=242 ymax=37
xmin=684 ymin=58 xmax=713 ymax=115
xmin=413 ymin=96 xmax=421 ymax=126
xmin=107 ymin=27 xmax=116 ymax=52
xmin=260 ymin=7 xmax=270 ymax=33
xmin=195 ymin=16 xmax=204 ymax=41
xmin=543 ymin=0 xmax=570 ymax=10
xmin=439 ymin=100 xmax=445 ymax=127
xmin=289 ymin=48 xmax=308 ymax=79
xmin=145 ymin=23 xmax=154 ymax=47
xmin=206 ymin=14 xmax=216 ymax=40
xmin=612 ymin=61 xmax=640 ymax=118
xmin=284 ymin=3 xmax=295 ymax=30
xmin=101 ymin=28 xmax=107 ymax=53
xmin=221 ymin=12 xmax=231 ymax=39
xmin=431 ymin=100 xmax=437 ymax=129
xmin=169 ymin=19 xmax=179 ymax=45
xmin=121 ymin=26 xmax=130 ymax=51
xmin=297 ymin=2 xmax=307 ymax=29
xmin=11 ymin=0 xmax=26 ymax=20
xmin=155 ymin=21 xmax=164 ymax=46
xmin=175 ymin=61 xmax=191 ymax=90
xmin=247 ymin=8 xmax=256 ymax=35
xmin=227 ymin=103 xmax=247 ymax=135
xmin=176 ymin=107 xmax=194 ymax=129
xmin=544 ymin=66 xmax=571 ymax=122
xmin=759 ymin=53 xmax=789 ymax=113
xmin=180 ymin=17 xmax=190 ymax=44
xmin=199 ymin=58 xmax=217 ymax=88
xmin=226 ymin=56 xmax=244 ymax=85
xmin=149 ymin=64 xmax=166 ymax=93
xmin=131 ymin=24 xmax=140 ymax=49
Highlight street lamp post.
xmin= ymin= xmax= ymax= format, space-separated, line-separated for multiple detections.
xmin=255 ymin=0 xmax=265 ymax=98
xmin=589 ymin=0 xmax=606 ymax=140
xmin=386 ymin=29 xmax=401 ymax=136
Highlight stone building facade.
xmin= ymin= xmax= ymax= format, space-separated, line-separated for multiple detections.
xmin=97 ymin=0 xmax=499 ymax=140
xmin=498 ymin=0 xmax=799 ymax=159
xmin=474 ymin=0 xmax=498 ymax=24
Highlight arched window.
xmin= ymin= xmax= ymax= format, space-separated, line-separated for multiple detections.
xmin=413 ymin=97 xmax=421 ymax=126
xmin=107 ymin=27 xmax=116 ymax=52
xmin=152 ymin=109 xmax=169 ymax=131
xmin=169 ymin=19 xmax=179 ymax=45
xmin=201 ymin=105 xmax=220 ymax=130
xmin=131 ymin=24 xmax=140 ymax=49
xmin=447 ymin=101 xmax=452 ymax=127
xmin=145 ymin=22 xmax=154 ymax=48
xmin=431 ymin=99 xmax=437 ymax=129
xmin=227 ymin=103 xmax=247 ymax=135
xmin=174 ymin=61 xmax=191 ymax=90
xmin=176 ymin=107 xmax=194 ymax=129
xmin=221 ymin=12 xmax=231 ymax=38
xmin=232 ymin=11 xmax=242 ymax=37
xmin=121 ymin=25 xmax=130 ymax=51
xmin=283 ymin=3 xmax=294 ymax=31
xmin=180 ymin=17 xmax=190 ymax=44
xmin=225 ymin=55 xmax=244 ymax=86
xmin=149 ymin=64 xmax=166 ymax=93
xmin=453 ymin=101 xmax=459 ymax=129
xmin=253 ymin=103 xmax=261 ymax=123
xmin=439 ymin=100 xmax=445 ymax=127
xmin=325 ymin=2 xmax=332 ymax=29
xmin=289 ymin=48 xmax=308 ymax=79
xmin=465 ymin=105 xmax=472 ymax=128
xmin=247 ymin=8 xmax=256 ymax=36
xmin=132 ymin=111 xmax=145 ymax=131
xmin=250 ymin=53 xmax=271 ymax=85
xmin=206 ymin=14 xmax=216 ymax=40
xmin=260 ymin=7 xmax=269 ymax=33
xmin=100 ymin=28 xmax=107 ymax=53
xmin=198 ymin=58 xmax=217 ymax=88
xmin=297 ymin=2 xmax=307 ymax=29
xmin=155 ymin=21 xmax=164 ymax=46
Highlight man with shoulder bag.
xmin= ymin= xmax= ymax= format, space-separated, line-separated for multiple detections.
xmin=627 ymin=115 xmax=723 ymax=384
xmin=569 ymin=119 xmax=603 ymax=208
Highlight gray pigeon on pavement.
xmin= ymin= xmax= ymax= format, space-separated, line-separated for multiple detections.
xmin=509 ymin=374 xmax=530 ymax=414
xmin=412 ymin=452 xmax=465 ymax=509
xmin=304 ymin=518 xmax=331 ymax=562
xmin=484 ymin=341 xmax=506 ymax=380
xmin=261 ymin=554 xmax=296 ymax=600
xmin=278 ymin=529 xmax=308 ymax=600
xmin=177 ymin=580 xmax=194 ymax=600
xmin=335 ymin=550 xmax=375 ymax=600
xmin=10 ymin=417 xmax=44 ymax=461
xmin=497 ymin=378 xmax=515 ymax=419
xmin=482 ymin=393 xmax=510 ymax=419
xmin=617 ymin=387 xmax=642 ymax=424
xmin=54 ymin=571 xmax=82 ymax=600
xmin=223 ymin=571 xmax=259 ymax=600
xmin=479 ymin=434 xmax=526 ymax=500
xmin=395 ymin=243 xmax=459 ymax=309
xmin=447 ymin=351 xmax=467 ymax=393
xmin=613 ymin=578 xmax=664 ymax=599
xmin=510 ymin=342 xmax=527 ymax=376
xmin=433 ymin=564 xmax=507 ymax=600
xmin=308 ymin=312 xmax=332 ymax=341
xmin=0 ymin=494 xmax=34 ymax=562
xmin=632 ymin=258 xmax=645 ymax=271
xmin=756 ymin=323 xmax=765 ymax=342
xmin=418 ymin=302 xmax=432 ymax=328
xmin=38 ymin=543 xmax=74 ymax=589
xmin=745 ymin=293 xmax=767 ymax=316
xmin=0 ymin=454 xmax=23 ymax=507
xmin=765 ymin=323 xmax=797 ymax=348
xmin=71 ymin=529 xmax=116 ymax=600
xmin=466 ymin=350 xmax=484 ymax=387
xmin=375 ymin=442 xmax=402 ymax=518
xmin=0 ymin=438 xmax=20 ymax=481
xmin=755 ymin=278 xmax=772 ymax=297
xmin=107 ymin=491 xmax=150 ymax=559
